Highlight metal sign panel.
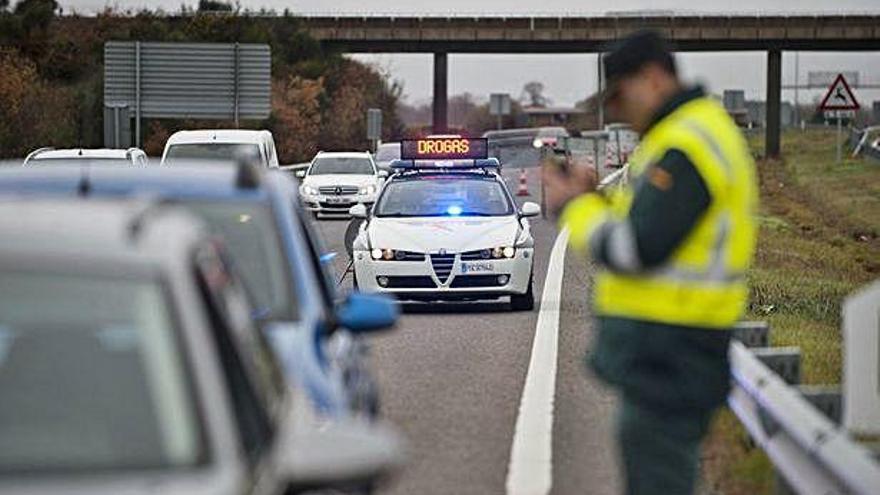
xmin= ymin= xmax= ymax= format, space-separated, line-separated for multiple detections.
xmin=490 ymin=93 xmax=511 ymax=116
xmin=366 ymin=108 xmax=382 ymax=141
xmin=819 ymin=74 xmax=860 ymax=111
xmin=104 ymin=41 xmax=271 ymax=121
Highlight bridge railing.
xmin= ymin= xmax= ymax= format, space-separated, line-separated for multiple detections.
xmin=729 ymin=321 xmax=880 ymax=495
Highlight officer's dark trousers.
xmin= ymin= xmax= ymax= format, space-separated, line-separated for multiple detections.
xmin=616 ymin=396 xmax=713 ymax=495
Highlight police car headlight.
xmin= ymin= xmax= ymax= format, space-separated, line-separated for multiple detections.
xmin=492 ymin=246 xmax=516 ymax=259
xmin=360 ymin=185 xmax=377 ymax=196
xmin=302 ymin=185 xmax=318 ymax=196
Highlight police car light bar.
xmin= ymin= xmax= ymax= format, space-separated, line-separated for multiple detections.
xmin=400 ymin=137 xmax=489 ymax=161
xmin=390 ymin=157 xmax=501 ymax=170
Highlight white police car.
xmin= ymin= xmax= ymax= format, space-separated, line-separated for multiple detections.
xmin=350 ymin=137 xmax=540 ymax=310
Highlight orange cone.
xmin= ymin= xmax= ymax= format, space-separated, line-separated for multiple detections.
xmin=517 ymin=168 xmax=530 ymax=196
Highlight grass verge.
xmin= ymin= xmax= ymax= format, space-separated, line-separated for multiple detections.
xmin=701 ymin=128 xmax=880 ymax=494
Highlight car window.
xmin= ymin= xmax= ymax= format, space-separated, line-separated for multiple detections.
xmin=294 ymin=204 xmax=337 ymax=307
xmin=164 ymin=143 xmax=263 ymax=165
xmin=375 ymin=177 xmax=514 ymax=218
xmin=185 ymin=201 xmax=295 ymax=322
xmin=0 ymin=270 xmax=202 ymax=473
xmin=375 ymin=145 xmax=400 ymax=162
xmin=309 ymin=156 xmax=374 ymax=175
xmin=194 ymin=244 xmax=285 ymax=463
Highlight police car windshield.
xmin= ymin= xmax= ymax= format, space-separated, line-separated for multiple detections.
xmin=375 ymin=176 xmax=514 ymax=218
xmin=310 ymin=157 xmax=373 ymax=175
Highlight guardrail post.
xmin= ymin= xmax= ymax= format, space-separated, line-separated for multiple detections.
xmin=798 ymin=385 xmax=843 ymax=425
xmin=752 ymin=347 xmax=801 ymax=385
xmin=732 ymin=321 xmax=771 ymax=348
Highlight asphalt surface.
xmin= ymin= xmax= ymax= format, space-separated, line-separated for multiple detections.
xmin=313 ymin=167 xmax=622 ymax=494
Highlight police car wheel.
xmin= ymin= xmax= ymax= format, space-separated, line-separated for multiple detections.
xmin=510 ymin=276 xmax=534 ymax=311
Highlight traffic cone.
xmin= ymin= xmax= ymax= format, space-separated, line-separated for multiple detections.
xmin=516 ymin=168 xmax=530 ymax=196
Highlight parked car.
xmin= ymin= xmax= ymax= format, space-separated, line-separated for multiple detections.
xmin=374 ymin=142 xmax=401 ymax=171
xmin=298 ymin=151 xmax=387 ymax=218
xmin=0 ymin=198 xmax=403 ymax=495
xmin=0 ymin=162 xmax=396 ymax=420
xmin=23 ymin=147 xmax=148 ymax=167
xmin=161 ymin=129 xmax=280 ymax=168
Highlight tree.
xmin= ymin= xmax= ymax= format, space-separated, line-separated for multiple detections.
xmin=521 ymin=81 xmax=550 ymax=108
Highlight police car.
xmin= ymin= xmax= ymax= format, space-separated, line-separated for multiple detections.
xmin=350 ymin=137 xmax=540 ymax=310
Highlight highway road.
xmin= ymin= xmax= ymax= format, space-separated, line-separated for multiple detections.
xmin=314 ymin=167 xmax=622 ymax=494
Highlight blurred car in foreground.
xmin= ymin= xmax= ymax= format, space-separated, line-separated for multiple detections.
xmin=351 ymin=138 xmax=540 ymax=311
xmin=0 ymin=198 xmax=403 ymax=495
xmin=22 ymin=147 xmax=148 ymax=167
xmin=161 ymin=129 xmax=280 ymax=168
xmin=298 ymin=151 xmax=387 ymax=218
xmin=0 ymin=162 xmax=396 ymax=420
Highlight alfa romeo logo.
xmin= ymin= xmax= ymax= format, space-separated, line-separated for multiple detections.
xmin=439 ymin=248 xmax=447 ymax=255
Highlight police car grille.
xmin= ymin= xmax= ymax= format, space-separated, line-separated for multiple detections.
xmin=460 ymin=249 xmax=492 ymax=261
xmin=318 ymin=186 xmax=359 ymax=195
xmin=430 ymin=253 xmax=456 ymax=283
xmin=394 ymin=251 xmax=426 ymax=262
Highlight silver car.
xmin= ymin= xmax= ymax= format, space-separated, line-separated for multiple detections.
xmin=0 ymin=198 xmax=402 ymax=495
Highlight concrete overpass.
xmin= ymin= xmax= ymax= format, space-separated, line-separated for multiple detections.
xmin=299 ymin=14 xmax=880 ymax=157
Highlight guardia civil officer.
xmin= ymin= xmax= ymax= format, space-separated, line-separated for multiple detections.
xmin=543 ymin=31 xmax=758 ymax=495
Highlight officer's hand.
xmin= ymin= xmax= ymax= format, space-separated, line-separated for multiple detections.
xmin=542 ymin=158 xmax=597 ymax=217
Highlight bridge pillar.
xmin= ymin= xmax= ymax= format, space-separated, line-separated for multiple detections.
xmin=766 ymin=49 xmax=782 ymax=158
xmin=433 ymin=52 xmax=448 ymax=134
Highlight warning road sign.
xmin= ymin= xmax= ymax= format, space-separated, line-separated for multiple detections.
xmin=819 ymin=73 xmax=860 ymax=111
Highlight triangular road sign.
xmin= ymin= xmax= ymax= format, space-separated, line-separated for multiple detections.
xmin=819 ymin=73 xmax=860 ymax=111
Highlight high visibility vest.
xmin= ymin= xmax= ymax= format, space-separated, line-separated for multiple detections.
xmin=593 ymin=97 xmax=758 ymax=328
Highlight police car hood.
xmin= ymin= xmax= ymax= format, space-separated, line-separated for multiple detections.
xmin=369 ymin=216 xmax=519 ymax=253
xmin=302 ymin=174 xmax=377 ymax=188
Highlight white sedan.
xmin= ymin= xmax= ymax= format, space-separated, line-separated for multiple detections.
xmin=350 ymin=167 xmax=540 ymax=310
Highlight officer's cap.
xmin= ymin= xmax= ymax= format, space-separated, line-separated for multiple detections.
xmin=602 ymin=31 xmax=677 ymax=101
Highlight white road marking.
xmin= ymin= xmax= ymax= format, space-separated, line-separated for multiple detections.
xmin=506 ymin=227 xmax=570 ymax=495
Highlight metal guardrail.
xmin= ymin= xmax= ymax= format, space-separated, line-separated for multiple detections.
xmin=729 ymin=322 xmax=880 ymax=495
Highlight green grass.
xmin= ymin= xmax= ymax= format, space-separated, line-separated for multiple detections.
xmin=702 ymin=129 xmax=880 ymax=494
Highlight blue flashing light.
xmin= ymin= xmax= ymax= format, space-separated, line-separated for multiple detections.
xmin=447 ymin=205 xmax=463 ymax=216
xmin=389 ymin=157 xmax=501 ymax=171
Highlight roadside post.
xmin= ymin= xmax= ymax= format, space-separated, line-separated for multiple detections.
xmin=367 ymin=108 xmax=382 ymax=153
xmin=489 ymin=93 xmax=511 ymax=131
xmin=818 ymin=73 xmax=860 ymax=164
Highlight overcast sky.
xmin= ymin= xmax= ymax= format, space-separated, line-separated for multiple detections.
xmin=61 ymin=1 xmax=880 ymax=107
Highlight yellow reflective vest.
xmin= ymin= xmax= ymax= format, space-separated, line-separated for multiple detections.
xmin=586 ymin=97 xmax=758 ymax=328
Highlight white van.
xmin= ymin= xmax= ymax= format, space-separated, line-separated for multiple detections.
xmin=161 ymin=129 xmax=280 ymax=168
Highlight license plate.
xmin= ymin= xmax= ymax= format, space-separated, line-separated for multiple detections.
xmin=326 ymin=197 xmax=352 ymax=204
xmin=461 ymin=262 xmax=494 ymax=274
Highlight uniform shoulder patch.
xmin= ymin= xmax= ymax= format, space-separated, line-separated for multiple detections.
xmin=648 ymin=166 xmax=674 ymax=191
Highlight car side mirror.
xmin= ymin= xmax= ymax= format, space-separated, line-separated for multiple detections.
xmin=275 ymin=413 xmax=405 ymax=493
xmin=336 ymin=292 xmax=398 ymax=334
xmin=349 ymin=203 xmax=368 ymax=218
xmin=378 ymin=170 xmax=389 ymax=178
xmin=520 ymin=201 xmax=541 ymax=218
xmin=295 ymin=170 xmax=306 ymax=179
